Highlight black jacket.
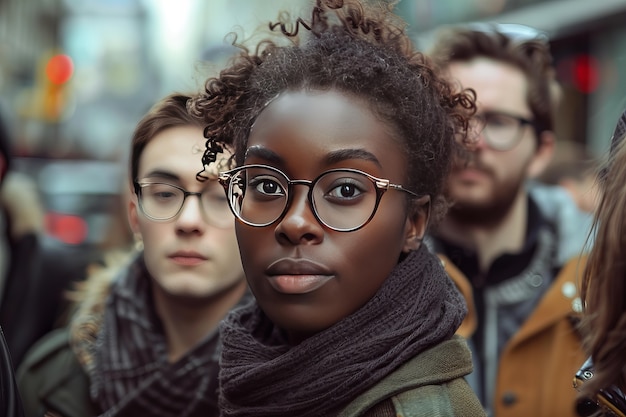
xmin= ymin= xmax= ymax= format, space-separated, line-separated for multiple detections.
xmin=0 ymin=228 xmax=95 ymax=368
xmin=0 ymin=325 xmax=25 ymax=417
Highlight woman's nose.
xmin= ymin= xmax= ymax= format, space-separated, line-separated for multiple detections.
xmin=274 ymin=186 xmax=324 ymax=245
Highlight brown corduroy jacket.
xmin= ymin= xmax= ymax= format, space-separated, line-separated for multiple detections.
xmin=442 ymin=254 xmax=588 ymax=417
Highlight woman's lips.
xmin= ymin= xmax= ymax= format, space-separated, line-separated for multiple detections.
xmin=267 ymin=274 xmax=334 ymax=294
xmin=266 ymin=258 xmax=334 ymax=294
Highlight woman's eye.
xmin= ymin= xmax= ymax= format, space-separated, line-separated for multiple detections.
xmin=250 ymin=177 xmax=284 ymax=196
xmin=326 ymin=179 xmax=366 ymax=201
xmin=329 ymin=183 xmax=360 ymax=198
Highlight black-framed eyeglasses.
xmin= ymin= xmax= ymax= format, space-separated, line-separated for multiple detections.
xmin=469 ymin=111 xmax=536 ymax=151
xmin=218 ymin=164 xmax=423 ymax=232
xmin=133 ymin=181 xmax=233 ymax=228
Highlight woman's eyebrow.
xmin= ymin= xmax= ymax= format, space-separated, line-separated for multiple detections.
xmin=244 ymin=146 xmax=382 ymax=167
xmin=244 ymin=146 xmax=284 ymax=164
xmin=324 ymin=148 xmax=382 ymax=167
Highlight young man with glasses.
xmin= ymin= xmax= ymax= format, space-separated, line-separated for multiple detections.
xmin=17 ymin=94 xmax=249 ymax=417
xmin=427 ymin=24 xmax=591 ymax=417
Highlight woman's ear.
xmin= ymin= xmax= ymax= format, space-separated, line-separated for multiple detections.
xmin=402 ymin=195 xmax=431 ymax=253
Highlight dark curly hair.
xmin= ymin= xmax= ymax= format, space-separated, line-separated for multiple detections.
xmin=189 ymin=0 xmax=475 ymax=223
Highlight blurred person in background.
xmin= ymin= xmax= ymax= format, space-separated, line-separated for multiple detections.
xmin=539 ymin=141 xmax=600 ymax=214
xmin=574 ymin=108 xmax=626 ymax=417
xmin=427 ymin=23 xmax=591 ymax=416
xmin=17 ymin=93 xmax=249 ymax=417
xmin=0 ymin=111 xmax=92 ymax=368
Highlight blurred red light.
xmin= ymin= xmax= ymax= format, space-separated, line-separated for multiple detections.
xmin=45 ymin=54 xmax=74 ymax=85
xmin=45 ymin=212 xmax=88 ymax=245
xmin=573 ymin=54 xmax=599 ymax=94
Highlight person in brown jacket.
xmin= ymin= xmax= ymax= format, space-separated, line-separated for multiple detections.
xmin=427 ymin=23 xmax=591 ymax=416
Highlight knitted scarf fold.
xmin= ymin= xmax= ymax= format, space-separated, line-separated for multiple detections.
xmin=89 ymin=257 xmax=224 ymax=417
xmin=219 ymin=245 xmax=467 ymax=417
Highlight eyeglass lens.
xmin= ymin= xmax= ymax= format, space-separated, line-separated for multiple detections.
xmin=471 ymin=112 xmax=530 ymax=150
xmin=139 ymin=182 xmax=233 ymax=226
xmin=227 ymin=166 xmax=381 ymax=231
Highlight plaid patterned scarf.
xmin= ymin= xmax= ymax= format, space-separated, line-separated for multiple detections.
xmin=218 ymin=245 xmax=467 ymax=417
xmin=87 ymin=256 xmax=243 ymax=417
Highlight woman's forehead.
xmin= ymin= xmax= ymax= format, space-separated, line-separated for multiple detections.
xmin=245 ymin=91 xmax=405 ymax=175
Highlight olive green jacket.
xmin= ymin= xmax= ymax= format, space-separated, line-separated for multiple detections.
xmin=340 ymin=336 xmax=486 ymax=417
xmin=17 ymin=328 xmax=96 ymax=417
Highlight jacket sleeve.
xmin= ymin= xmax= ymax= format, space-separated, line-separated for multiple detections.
xmin=0 ymin=325 xmax=25 ymax=417
xmin=391 ymin=379 xmax=486 ymax=417
xmin=17 ymin=328 xmax=96 ymax=417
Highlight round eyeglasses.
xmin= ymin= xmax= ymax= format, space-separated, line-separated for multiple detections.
xmin=133 ymin=181 xmax=234 ymax=228
xmin=218 ymin=164 xmax=423 ymax=232
xmin=469 ymin=111 xmax=536 ymax=151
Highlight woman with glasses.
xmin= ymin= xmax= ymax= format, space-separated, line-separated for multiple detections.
xmin=17 ymin=93 xmax=249 ymax=417
xmin=190 ymin=1 xmax=485 ymax=416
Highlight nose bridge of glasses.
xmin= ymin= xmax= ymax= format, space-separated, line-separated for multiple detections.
xmin=177 ymin=189 xmax=205 ymax=217
xmin=285 ymin=179 xmax=316 ymax=214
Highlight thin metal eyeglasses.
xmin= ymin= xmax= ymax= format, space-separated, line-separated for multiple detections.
xmin=470 ymin=110 xmax=537 ymax=151
xmin=133 ymin=181 xmax=233 ymax=228
xmin=217 ymin=164 xmax=422 ymax=232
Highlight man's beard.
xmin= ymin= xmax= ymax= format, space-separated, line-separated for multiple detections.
xmin=446 ymin=160 xmax=525 ymax=227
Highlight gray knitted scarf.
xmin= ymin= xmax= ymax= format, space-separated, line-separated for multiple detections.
xmin=89 ymin=256 xmax=249 ymax=417
xmin=219 ymin=245 xmax=467 ymax=417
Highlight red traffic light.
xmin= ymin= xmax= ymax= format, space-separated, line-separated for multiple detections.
xmin=45 ymin=54 xmax=74 ymax=85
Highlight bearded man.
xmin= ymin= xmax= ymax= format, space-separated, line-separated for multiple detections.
xmin=427 ymin=24 xmax=592 ymax=417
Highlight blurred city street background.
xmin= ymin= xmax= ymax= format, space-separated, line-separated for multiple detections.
xmin=0 ymin=0 xmax=625 ymax=251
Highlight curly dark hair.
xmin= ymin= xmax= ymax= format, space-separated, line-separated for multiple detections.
xmin=189 ymin=0 xmax=475 ymax=223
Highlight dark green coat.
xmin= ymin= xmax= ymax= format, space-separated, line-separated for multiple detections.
xmin=340 ymin=336 xmax=486 ymax=417
xmin=17 ymin=328 xmax=97 ymax=417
